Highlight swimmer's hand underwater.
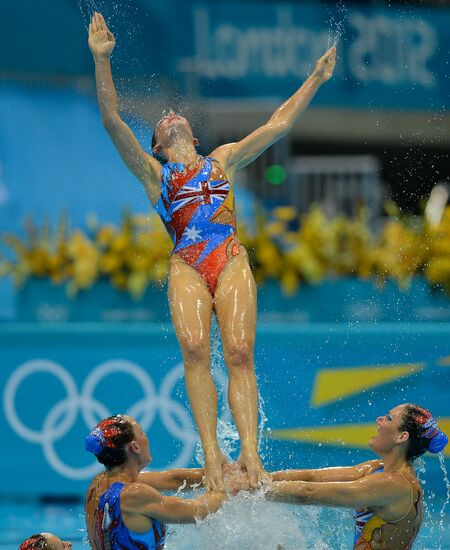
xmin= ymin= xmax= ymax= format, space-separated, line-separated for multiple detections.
xmin=88 ymin=12 xmax=116 ymax=61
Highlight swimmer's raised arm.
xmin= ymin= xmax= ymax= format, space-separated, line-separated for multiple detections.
xmin=122 ymin=483 xmax=225 ymax=524
xmin=138 ymin=468 xmax=204 ymax=491
xmin=271 ymin=459 xmax=383 ymax=483
xmin=213 ymin=47 xmax=336 ymax=172
xmin=88 ymin=12 xmax=161 ymax=204
xmin=265 ymin=470 xmax=410 ymax=509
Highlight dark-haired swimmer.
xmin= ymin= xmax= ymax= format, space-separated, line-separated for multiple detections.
xmin=85 ymin=415 xmax=225 ymax=550
xmin=88 ymin=12 xmax=336 ymax=490
xmin=266 ymin=404 xmax=448 ymax=549
xmin=19 ymin=533 xmax=71 ymax=550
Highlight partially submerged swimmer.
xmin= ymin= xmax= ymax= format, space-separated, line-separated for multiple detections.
xmin=19 ymin=533 xmax=71 ymax=550
xmin=267 ymin=404 xmax=448 ymax=549
xmin=85 ymin=415 xmax=225 ymax=550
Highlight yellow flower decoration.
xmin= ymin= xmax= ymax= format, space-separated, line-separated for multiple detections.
xmin=1 ymin=206 xmax=450 ymax=298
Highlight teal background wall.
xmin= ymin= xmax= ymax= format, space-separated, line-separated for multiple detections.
xmin=1 ymin=322 xmax=449 ymax=497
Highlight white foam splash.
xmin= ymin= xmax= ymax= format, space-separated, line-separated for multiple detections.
xmin=165 ymin=490 xmax=335 ymax=550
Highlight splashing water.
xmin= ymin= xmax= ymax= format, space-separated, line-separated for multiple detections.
xmin=437 ymin=454 xmax=450 ymax=548
xmin=326 ymin=0 xmax=349 ymax=50
xmin=77 ymin=0 xmax=102 ymax=29
xmin=181 ymin=321 xmax=335 ymax=549
xmin=165 ymin=490 xmax=335 ymax=550
xmin=410 ymin=456 xmax=450 ymax=550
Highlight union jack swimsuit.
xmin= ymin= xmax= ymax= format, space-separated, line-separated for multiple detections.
xmin=155 ymin=156 xmax=241 ymax=295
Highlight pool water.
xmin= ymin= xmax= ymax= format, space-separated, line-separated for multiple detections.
xmin=2 ymin=492 xmax=449 ymax=549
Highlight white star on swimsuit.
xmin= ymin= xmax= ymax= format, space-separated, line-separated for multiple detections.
xmin=184 ymin=225 xmax=202 ymax=242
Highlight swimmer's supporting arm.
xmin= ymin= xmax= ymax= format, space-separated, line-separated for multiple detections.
xmin=88 ymin=12 xmax=161 ymax=204
xmin=271 ymin=459 xmax=383 ymax=483
xmin=122 ymin=484 xmax=225 ymax=524
xmin=138 ymin=468 xmax=204 ymax=491
xmin=213 ymin=47 xmax=336 ymax=172
xmin=266 ymin=472 xmax=408 ymax=509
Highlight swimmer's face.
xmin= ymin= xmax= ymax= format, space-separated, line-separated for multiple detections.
xmin=369 ymin=404 xmax=409 ymax=454
xmin=128 ymin=417 xmax=152 ymax=468
xmin=152 ymin=113 xmax=198 ymax=155
xmin=43 ymin=533 xmax=72 ymax=550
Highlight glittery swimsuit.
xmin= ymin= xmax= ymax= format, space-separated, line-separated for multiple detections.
xmin=96 ymin=482 xmax=166 ymax=550
xmin=354 ymin=467 xmax=423 ymax=549
xmin=155 ymin=156 xmax=241 ymax=295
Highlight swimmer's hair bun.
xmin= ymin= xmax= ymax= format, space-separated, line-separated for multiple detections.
xmin=428 ymin=430 xmax=449 ymax=454
xmin=85 ymin=427 xmax=106 ymax=455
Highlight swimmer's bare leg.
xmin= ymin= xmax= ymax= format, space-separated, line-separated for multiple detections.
xmin=168 ymin=256 xmax=227 ymax=490
xmin=214 ymin=252 xmax=265 ymax=488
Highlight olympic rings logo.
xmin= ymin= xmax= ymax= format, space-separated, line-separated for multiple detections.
xmin=4 ymin=359 xmax=230 ymax=480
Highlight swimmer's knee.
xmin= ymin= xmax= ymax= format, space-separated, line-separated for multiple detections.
xmin=225 ymin=342 xmax=254 ymax=369
xmin=182 ymin=339 xmax=209 ymax=364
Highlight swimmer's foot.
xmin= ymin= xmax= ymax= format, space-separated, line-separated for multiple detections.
xmin=204 ymin=451 xmax=227 ymax=491
xmin=237 ymin=451 xmax=266 ymax=489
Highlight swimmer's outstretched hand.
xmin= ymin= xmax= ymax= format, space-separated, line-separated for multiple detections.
xmin=88 ymin=12 xmax=116 ymax=61
xmin=312 ymin=47 xmax=336 ymax=83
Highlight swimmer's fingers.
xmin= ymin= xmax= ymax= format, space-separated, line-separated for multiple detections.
xmin=325 ymin=48 xmax=337 ymax=68
xmin=202 ymin=473 xmax=219 ymax=492
xmin=90 ymin=14 xmax=98 ymax=34
xmin=94 ymin=12 xmax=115 ymax=44
xmin=319 ymin=47 xmax=336 ymax=68
xmin=97 ymin=12 xmax=108 ymax=31
xmin=94 ymin=12 xmax=102 ymax=31
xmin=203 ymin=475 xmax=212 ymax=491
xmin=209 ymin=478 xmax=224 ymax=492
xmin=313 ymin=47 xmax=336 ymax=82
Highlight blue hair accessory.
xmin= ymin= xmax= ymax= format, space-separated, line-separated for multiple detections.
xmin=85 ymin=427 xmax=106 ymax=455
xmin=428 ymin=430 xmax=449 ymax=454
xmin=422 ymin=416 xmax=448 ymax=453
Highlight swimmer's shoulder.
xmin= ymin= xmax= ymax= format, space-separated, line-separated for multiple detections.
xmin=356 ymin=459 xmax=384 ymax=478
xmin=208 ymin=144 xmax=237 ymax=182
xmin=121 ymin=481 xmax=162 ymax=507
xmin=210 ymin=143 xmax=234 ymax=163
xmin=86 ymin=472 xmax=109 ymax=501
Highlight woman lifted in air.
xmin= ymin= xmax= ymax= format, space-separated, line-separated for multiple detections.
xmin=88 ymin=12 xmax=336 ymax=489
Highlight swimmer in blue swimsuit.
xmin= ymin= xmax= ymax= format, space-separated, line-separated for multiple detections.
xmin=88 ymin=11 xmax=336 ymax=490
xmin=85 ymin=415 xmax=225 ymax=550
xmin=265 ymin=403 xmax=448 ymax=549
